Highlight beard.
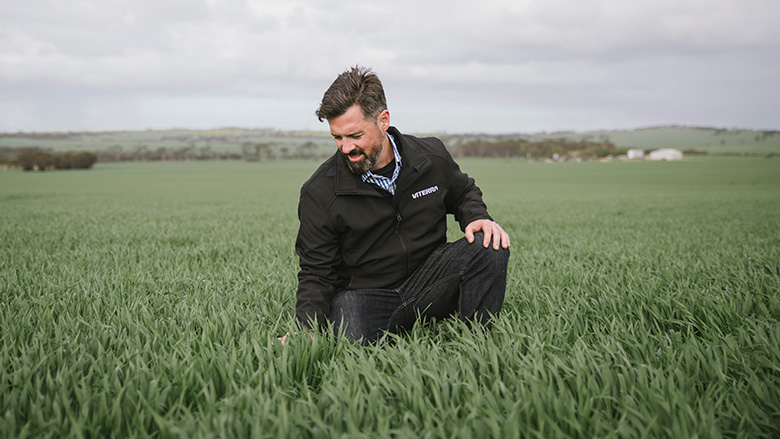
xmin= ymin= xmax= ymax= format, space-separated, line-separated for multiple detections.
xmin=343 ymin=142 xmax=383 ymax=175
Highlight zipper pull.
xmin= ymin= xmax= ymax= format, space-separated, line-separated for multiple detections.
xmin=396 ymin=212 xmax=402 ymax=222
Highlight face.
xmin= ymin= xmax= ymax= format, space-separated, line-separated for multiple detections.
xmin=328 ymin=104 xmax=390 ymax=175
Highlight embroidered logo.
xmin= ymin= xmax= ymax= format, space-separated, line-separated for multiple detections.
xmin=412 ymin=185 xmax=439 ymax=199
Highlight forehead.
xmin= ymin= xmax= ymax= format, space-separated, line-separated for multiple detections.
xmin=328 ymin=105 xmax=372 ymax=135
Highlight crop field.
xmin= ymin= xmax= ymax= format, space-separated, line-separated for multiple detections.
xmin=1 ymin=157 xmax=779 ymax=438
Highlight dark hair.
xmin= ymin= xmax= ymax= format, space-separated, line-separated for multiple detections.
xmin=315 ymin=66 xmax=387 ymax=123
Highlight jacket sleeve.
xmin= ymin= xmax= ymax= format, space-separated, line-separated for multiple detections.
xmin=295 ymin=184 xmax=339 ymax=329
xmin=440 ymin=143 xmax=493 ymax=229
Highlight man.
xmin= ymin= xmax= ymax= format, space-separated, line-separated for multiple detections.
xmin=294 ymin=66 xmax=510 ymax=344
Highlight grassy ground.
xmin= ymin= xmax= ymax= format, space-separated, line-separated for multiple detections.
xmin=1 ymin=157 xmax=779 ymax=438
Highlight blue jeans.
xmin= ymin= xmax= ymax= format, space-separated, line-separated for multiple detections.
xmin=329 ymin=232 xmax=509 ymax=344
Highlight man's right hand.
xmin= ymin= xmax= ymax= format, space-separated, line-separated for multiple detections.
xmin=465 ymin=219 xmax=511 ymax=250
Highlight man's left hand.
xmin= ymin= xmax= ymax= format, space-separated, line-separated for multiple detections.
xmin=274 ymin=332 xmax=314 ymax=346
xmin=465 ymin=219 xmax=510 ymax=250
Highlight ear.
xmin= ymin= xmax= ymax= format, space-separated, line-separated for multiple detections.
xmin=377 ymin=109 xmax=390 ymax=131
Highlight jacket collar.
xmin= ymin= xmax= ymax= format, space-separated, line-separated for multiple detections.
xmin=334 ymin=126 xmax=432 ymax=195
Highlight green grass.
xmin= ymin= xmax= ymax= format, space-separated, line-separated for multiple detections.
xmin=2 ymin=157 xmax=779 ymax=438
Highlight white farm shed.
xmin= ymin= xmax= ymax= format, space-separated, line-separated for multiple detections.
xmin=627 ymin=149 xmax=644 ymax=159
xmin=649 ymin=148 xmax=683 ymax=161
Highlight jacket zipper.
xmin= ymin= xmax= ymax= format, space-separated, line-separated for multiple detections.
xmin=345 ymin=188 xmax=411 ymax=282
xmin=390 ymin=201 xmax=410 ymax=280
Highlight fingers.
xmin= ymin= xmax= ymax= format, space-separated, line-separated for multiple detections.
xmin=465 ymin=219 xmax=486 ymax=244
xmin=274 ymin=332 xmax=289 ymax=346
xmin=465 ymin=227 xmax=475 ymax=243
xmin=466 ymin=219 xmax=511 ymax=250
xmin=482 ymin=222 xmax=509 ymax=249
xmin=274 ymin=332 xmax=314 ymax=346
xmin=497 ymin=228 xmax=510 ymax=249
xmin=483 ymin=227 xmax=493 ymax=248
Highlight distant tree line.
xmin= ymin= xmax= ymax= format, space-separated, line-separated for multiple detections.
xmin=97 ymin=144 xmax=241 ymax=162
xmin=452 ymin=138 xmax=627 ymax=160
xmin=0 ymin=141 xmax=329 ymax=169
xmin=0 ymin=148 xmax=97 ymax=171
xmin=94 ymin=141 xmax=325 ymax=162
xmin=239 ymin=141 xmax=320 ymax=161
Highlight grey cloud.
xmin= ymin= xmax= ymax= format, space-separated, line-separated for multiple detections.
xmin=0 ymin=0 xmax=778 ymax=132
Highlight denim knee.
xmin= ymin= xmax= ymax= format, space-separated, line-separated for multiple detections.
xmin=329 ymin=289 xmax=402 ymax=345
xmin=466 ymin=232 xmax=510 ymax=269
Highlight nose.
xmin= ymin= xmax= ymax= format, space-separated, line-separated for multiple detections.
xmin=340 ymin=140 xmax=355 ymax=154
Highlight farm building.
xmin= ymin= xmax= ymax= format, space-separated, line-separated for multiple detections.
xmin=627 ymin=149 xmax=644 ymax=159
xmin=649 ymin=148 xmax=683 ymax=161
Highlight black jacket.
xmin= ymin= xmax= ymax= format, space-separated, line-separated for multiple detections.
xmin=295 ymin=127 xmax=492 ymax=328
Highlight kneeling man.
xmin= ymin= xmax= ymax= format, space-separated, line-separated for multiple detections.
xmin=295 ymin=66 xmax=510 ymax=344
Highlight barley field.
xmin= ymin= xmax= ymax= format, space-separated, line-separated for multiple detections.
xmin=1 ymin=157 xmax=779 ymax=438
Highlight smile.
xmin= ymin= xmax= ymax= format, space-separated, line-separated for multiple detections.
xmin=345 ymin=150 xmax=364 ymax=161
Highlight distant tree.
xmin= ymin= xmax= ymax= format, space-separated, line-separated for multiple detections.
xmin=254 ymin=142 xmax=270 ymax=161
xmin=76 ymin=152 xmax=97 ymax=168
xmin=241 ymin=142 xmax=253 ymax=160
xmin=16 ymin=149 xmax=53 ymax=171
xmin=53 ymin=152 xmax=75 ymax=169
xmin=181 ymin=145 xmax=196 ymax=160
xmin=133 ymin=145 xmax=149 ymax=161
xmin=107 ymin=145 xmax=124 ymax=161
xmin=53 ymin=151 xmax=97 ymax=169
xmin=455 ymin=138 xmax=624 ymax=160
xmin=155 ymin=147 xmax=169 ymax=161
xmin=198 ymin=145 xmax=213 ymax=160
xmin=297 ymin=141 xmax=318 ymax=159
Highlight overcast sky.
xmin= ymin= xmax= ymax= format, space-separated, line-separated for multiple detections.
xmin=1 ymin=0 xmax=778 ymax=134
